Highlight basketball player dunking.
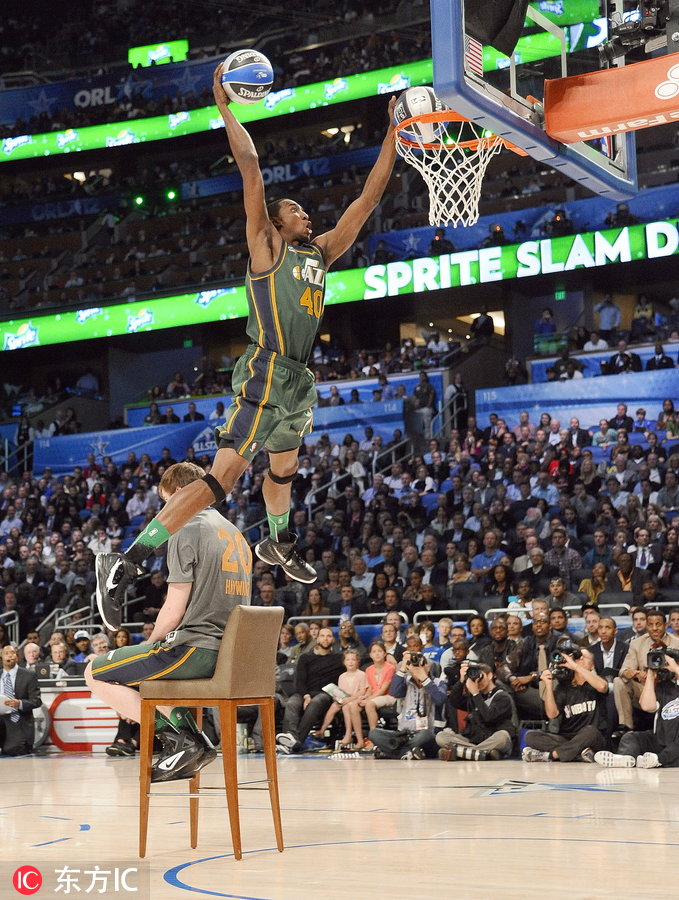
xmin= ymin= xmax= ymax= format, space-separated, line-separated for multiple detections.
xmin=96 ymin=64 xmax=397 ymax=629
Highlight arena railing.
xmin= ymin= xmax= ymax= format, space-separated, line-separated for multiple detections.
xmin=350 ymin=612 xmax=409 ymax=626
xmin=287 ymin=615 xmax=342 ymax=627
xmin=412 ymin=610 xmax=475 ymax=625
xmin=430 ymin=391 xmax=468 ymax=442
xmin=371 ymin=437 xmax=414 ymax=477
xmin=55 ymin=605 xmax=99 ymax=631
xmin=562 ymin=603 xmax=632 ymax=616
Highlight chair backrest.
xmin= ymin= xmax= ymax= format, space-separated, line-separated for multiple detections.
xmin=450 ymin=581 xmax=482 ymax=600
xmin=211 ymin=605 xmax=284 ymax=699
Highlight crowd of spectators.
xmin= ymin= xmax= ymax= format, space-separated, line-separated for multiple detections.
xmin=1 ymin=0 xmax=427 ymax=138
xmin=3 ymin=386 xmax=679 ymax=760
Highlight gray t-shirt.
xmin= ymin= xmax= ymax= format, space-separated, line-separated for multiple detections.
xmin=165 ymin=508 xmax=252 ymax=651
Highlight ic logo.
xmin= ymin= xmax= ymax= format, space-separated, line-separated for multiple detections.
xmin=13 ymin=866 xmax=42 ymax=895
xmin=654 ymin=63 xmax=679 ymax=100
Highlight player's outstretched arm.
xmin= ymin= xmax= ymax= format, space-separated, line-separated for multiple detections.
xmin=212 ymin=65 xmax=277 ymax=265
xmin=315 ymin=97 xmax=397 ymax=268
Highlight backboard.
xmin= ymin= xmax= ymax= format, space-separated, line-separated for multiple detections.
xmin=430 ymin=0 xmax=638 ymax=198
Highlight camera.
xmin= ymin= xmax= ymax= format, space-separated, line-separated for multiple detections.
xmin=407 ymin=652 xmax=425 ymax=668
xmin=465 ymin=662 xmax=484 ymax=681
xmin=647 ymin=646 xmax=679 ymax=669
xmin=551 ymin=638 xmax=582 ymax=664
xmin=548 ymin=659 xmax=574 ymax=684
xmin=599 ymin=1 xmax=670 ymax=64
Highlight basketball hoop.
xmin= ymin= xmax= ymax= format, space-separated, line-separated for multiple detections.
xmin=394 ymin=110 xmax=527 ymax=227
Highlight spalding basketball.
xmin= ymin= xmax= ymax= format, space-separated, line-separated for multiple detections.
xmin=221 ymin=49 xmax=274 ymax=104
xmin=393 ymin=86 xmax=446 ymax=144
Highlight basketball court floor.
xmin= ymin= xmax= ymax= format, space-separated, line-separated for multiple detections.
xmin=3 ymin=749 xmax=678 ymax=898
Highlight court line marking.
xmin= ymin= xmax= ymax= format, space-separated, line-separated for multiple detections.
xmin=32 ymin=837 xmax=72 ymax=847
xmin=164 ymin=836 xmax=679 ymax=899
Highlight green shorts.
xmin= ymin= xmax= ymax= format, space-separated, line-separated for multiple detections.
xmin=217 ymin=344 xmax=316 ymax=462
xmin=90 ymin=641 xmax=218 ymax=687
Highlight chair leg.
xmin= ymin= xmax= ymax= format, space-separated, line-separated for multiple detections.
xmin=189 ymin=707 xmax=202 ymax=848
xmin=220 ymin=701 xmax=242 ymax=860
xmin=260 ymin=699 xmax=284 ymax=853
xmin=138 ymin=702 xmax=156 ymax=858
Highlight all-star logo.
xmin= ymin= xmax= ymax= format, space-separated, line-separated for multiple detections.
xmin=88 ymin=437 xmax=109 ymax=458
xmin=192 ymin=425 xmax=217 ymax=454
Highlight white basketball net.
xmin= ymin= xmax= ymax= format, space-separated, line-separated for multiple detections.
xmin=395 ymin=116 xmax=505 ymax=227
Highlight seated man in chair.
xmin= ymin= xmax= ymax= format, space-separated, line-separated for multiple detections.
xmin=85 ymin=462 xmax=253 ymax=782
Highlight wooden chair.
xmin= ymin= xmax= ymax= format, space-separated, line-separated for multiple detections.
xmin=138 ymin=605 xmax=285 ymax=860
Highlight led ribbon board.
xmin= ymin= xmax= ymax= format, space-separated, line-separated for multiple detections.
xmin=1 ymin=218 xmax=676 ymax=351
xmin=1 ymin=7 xmax=605 ymax=165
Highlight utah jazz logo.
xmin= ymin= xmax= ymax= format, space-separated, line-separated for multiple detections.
xmin=292 ymin=257 xmax=325 ymax=287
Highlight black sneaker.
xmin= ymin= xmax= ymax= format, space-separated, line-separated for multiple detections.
xmin=95 ymin=552 xmax=141 ymax=630
xmin=254 ymin=537 xmax=317 ymax=584
xmin=151 ymin=729 xmax=207 ymax=783
xmin=105 ymin=739 xmax=136 ymax=757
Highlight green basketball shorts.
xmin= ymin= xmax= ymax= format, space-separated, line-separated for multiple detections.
xmin=90 ymin=641 xmax=218 ymax=687
xmin=216 ymin=344 xmax=316 ymax=461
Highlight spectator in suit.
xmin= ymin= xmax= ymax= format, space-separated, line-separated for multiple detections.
xmin=0 ymin=645 xmax=41 ymax=756
xmin=608 ymin=402 xmax=635 ymax=432
xmin=613 ymin=609 xmax=679 ymax=733
xmin=328 ymin=584 xmax=368 ymax=619
xmin=608 ymin=342 xmax=642 ymax=375
xmin=646 ymin=344 xmax=675 ymax=370
xmin=591 ymin=617 xmax=628 ymax=734
xmin=182 ymin=402 xmax=205 ymax=422
xmin=629 ymin=527 xmax=657 ymax=570
xmin=568 ymin=417 xmax=592 ymax=448
xmin=606 ymin=552 xmax=645 ymax=595
xmin=651 ymin=546 xmax=679 ymax=588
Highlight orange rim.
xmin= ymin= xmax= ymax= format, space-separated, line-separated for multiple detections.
xmin=394 ymin=110 xmax=528 ymax=156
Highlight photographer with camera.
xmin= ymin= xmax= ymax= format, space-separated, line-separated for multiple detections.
xmin=612 ymin=609 xmax=679 ymax=736
xmin=368 ymin=635 xmax=446 ymax=760
xmin=522 ymin=642 xmax=608 ymax=763
xmin=595 ymin=646 xmax=679 ymax=768
xmin=436 ymin=661 xmax=517 ymax=761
